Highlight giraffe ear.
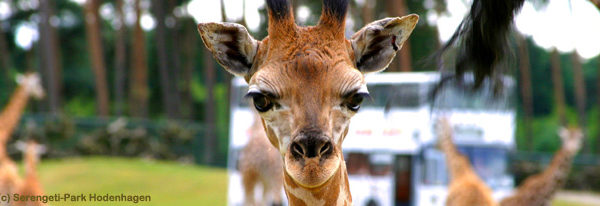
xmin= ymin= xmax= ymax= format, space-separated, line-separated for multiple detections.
xmin=351 ymin=14 xmax=418 ymax=73
xmin=198 ymin=22 xmax=259 ymax=77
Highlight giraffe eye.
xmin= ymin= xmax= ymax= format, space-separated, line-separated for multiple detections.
xmin=345 ymin=93 xmax=368 ymax=112
xmin=251 ymin=94 xmax=273 ymax=112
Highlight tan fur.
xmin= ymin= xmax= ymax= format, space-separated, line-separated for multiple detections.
xmin=239 ymin=115 xmax=283 ymax=206
xmin=0 ymin=73 xmax=44 ymax=203
xmin=499 ymin=127 xmax=583 ymax=206
xmin=436 ymin=118 xmax=497 ymax=206
xmin=0 ymin=153 xmax=23 ymax=206
xmin=198 ymin=1 xmax=418 ymax=204
xmin=15 ymin=141 xmax=46 ymax=206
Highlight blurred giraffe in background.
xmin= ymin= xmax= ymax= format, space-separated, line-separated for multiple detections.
xmin=436 ymin=118 xmax=497 ymax=206
xmin=238 ymin=114 xmax=283 ymax=206
xmin=0 ymin=73 xmax=44 ymax=204
xmin=0 ymin=144 xmax=22 ymax=206
xmin=15 ymin=140 xmax=47 ymax=206
xmin=0 ymin=73 xmax=45 ymax=142
xmin=499 ymin=127 xmax=583 ymax=206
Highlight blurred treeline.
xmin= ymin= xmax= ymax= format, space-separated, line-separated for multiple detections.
xmin=0 ymin=0 xmax=599 ymax=166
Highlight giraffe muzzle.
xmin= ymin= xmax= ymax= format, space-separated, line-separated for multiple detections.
xmin=290 ymin=135 xmax=333 ymax=160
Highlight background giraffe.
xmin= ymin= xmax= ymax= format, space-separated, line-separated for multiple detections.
xmin=15 ymin=140 xmax=47 ymax=206
xmin=238 ymin=114 xmax=283 ymax=206
xmin=0 ymin=73 xmax=44 ymax=142
xmin=499 ymin=127 xmax=584 ymax=206
xmin=436 ymin=118 xmax=497 ymax=206
xmin=0 ymin=144 xmax=22 ymax=206
xmin=0 ymin=73 xmax=44 ymax=204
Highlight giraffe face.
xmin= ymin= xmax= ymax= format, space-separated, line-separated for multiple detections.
xmin=16 ymin=73 xmax=45 ymax=100
xmin=559 ymin=127 xmax=583 ymax=153
xmin=248 ymin=51 xmax=367 ymax=187
xmin=198 ymin=0 xmax=418 ymax=189
xmin=16 ymin=140 xmax=46 ymax=165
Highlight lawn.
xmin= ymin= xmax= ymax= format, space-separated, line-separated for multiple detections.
xmin=15 ymin=157 xmax=596 ymax=206
xmin=31 ymin=157 xmax=227 ymax=206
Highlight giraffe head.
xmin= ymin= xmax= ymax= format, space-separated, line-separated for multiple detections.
xmin=558 ymin=127 xmax=583 ymax=154
xmin=15 ymin=73 xmax=45 ymax=100
xmin=16 ymin=140 xmax=46 ymax=173
xmin=198 ymin=0 xmax=418 ymax=188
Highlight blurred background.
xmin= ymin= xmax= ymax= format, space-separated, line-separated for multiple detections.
xmin=0 ymin=0 xmax=599 ymax=205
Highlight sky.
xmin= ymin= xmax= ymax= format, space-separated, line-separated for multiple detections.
xmin=4 ymin=0 xmax=600 ymax=59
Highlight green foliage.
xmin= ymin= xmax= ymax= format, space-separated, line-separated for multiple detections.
xmin=190 ymin=76 xmax=207 ymax=102
xmin=64 ymin=96 xmax=96 ymax=116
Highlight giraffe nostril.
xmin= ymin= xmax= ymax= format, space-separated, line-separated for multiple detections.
xmin=319 ymin=142 xmax=332 ymax=156
xmin=291 ymin=142 xmax=304 ymax=158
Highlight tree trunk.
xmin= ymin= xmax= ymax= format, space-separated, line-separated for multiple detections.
xmin=180 ymin=19 xmax=196 ymax=120
xmin=203 ymin=47 xmax=217 ymax=165
xmin=550 ymin=49 xmax=567 ymax=126
xmin=597 ymin=56 xmax=600 ymax=153
xmin=571 ymin=52 xmax=587 ymax=152
xmin=517 ymin=35 xmax=534 ymax=151
xmin=153 ymin=0 xmax=180 ymax=119
xmin=0 ymin=22 xmax=11 ymax=76
xmin=39 ymin=0 xmax=62 ymax=114
xmin=114 ymin=0 xmax=127 ymax=116
xmin=129 ymin=0 xmax=149 ymax=118
xmin=361 ymin=0 xmax=374 ymax=26
xmin=385 ymin=0 xmax=412 ymax=72
xmin=84 ymin=0 xmax=110 ymax=117
xmin=168 ymin=0 xmax=182 ymax=118
xmin=571 ymin=52 xmax=586 ymax=127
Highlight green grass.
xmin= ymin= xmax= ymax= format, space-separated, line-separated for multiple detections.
xmin=552 ymin=200 xmax=595 ymax=206
xmin=28 ymin=157 xmax=227 ymax=206
xmin=17 ymin=157 xmax=598 ymax=206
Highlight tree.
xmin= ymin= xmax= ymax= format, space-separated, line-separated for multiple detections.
xmin=84 ymin=0 xmax=110 ymax=117
xmin=114 ymin=0 xmax=127 ymax=116
xmin=571 ymin=52 xmax=586 ymax=127
xmin=0 ymin=19 xmax=11 ymax=76
xmin=153 ymin=0 xmax=180 ymax=119
xmin=571 ymin=52 xmax=587 ymax=152
xmin=517 ymin=34 xmax=534 ymax=151
xmin=129 ymin=0 xmax=149 ymax=118
xmin=179 ymin=18 xmax=196 ymax=120
xmin=361 ymin=0 xmax=374 ymax=25
xmin=550 ymin=49 xmax=567 ymax=126
xmin=385 ymin=0 xmax=413 ymax=72
xmin=39 ymin=0 xmax=62 ymax=114
xmin=202 ymin=46 xmax=216 ymax=165
xmin=597 ymin=55 xmax=600 ymax=153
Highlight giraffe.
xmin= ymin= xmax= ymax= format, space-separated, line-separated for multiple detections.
xmin=197 ymin=0 xmax=418 ymax=204
xmin=0 ymin=73 xmax=44 ymax=204
xmin=15 ymin=140 xmax=47 ymax=206
xmin=0 ymin=73 xmax=45 ymax=142
xmin=499 ymin=127 xmax=583 ymax=206
xmin=435 ymin=118 xmax=497 ymax=206
xmin=238 ymin=114 xmax=283 ymax=206
xmin=0 ymin=145 xmax=23 ymax=206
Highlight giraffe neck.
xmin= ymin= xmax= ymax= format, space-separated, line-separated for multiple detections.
xmin=499 ymin=146 xmax=577 ymax=206
xmin=542 ymin=147 xmax=575 ymax=191
xmin=25 ymin=151 xmax=38 ymax=179
xmin=438 ymin=129 xmax=474 ymax=180
xmin=0 ymin=85 xmax=30 ymax=143
xmin=283 ymin=159 xmax=351 ymax=206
